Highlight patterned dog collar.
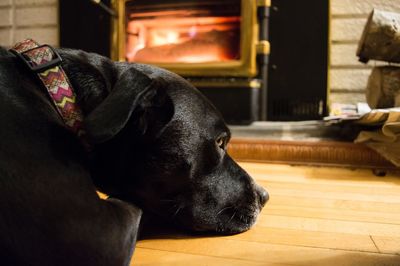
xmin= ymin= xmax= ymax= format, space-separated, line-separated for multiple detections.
xmin=10 ymin=39 xmax=88 ymax=147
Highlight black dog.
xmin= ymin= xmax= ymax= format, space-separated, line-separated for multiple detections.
xmin=0 ymin=46 xmax=268 ymax=266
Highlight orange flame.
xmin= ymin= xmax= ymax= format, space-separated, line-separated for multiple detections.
xmin=126 ymin=15 xmax=240 ymax=63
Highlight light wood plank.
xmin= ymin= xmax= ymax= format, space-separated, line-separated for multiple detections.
xmin=261 ymin=182 xmax=400 ymax=204
xmin=230 ymin=226 xmax=379 ymax=253
xmin=135 ymin=238 xmax=400 ymax=266
xmin=270 ymin=195 xmax=400 ymax=213
xmin=131 ymin=248 xmax=277 ymax=266
xmin=263 ymin=204 xmax=400 ymax=225
xmin=263 ymin=179 xmax=400 ymax=196
xmin=257 ymin=214 xmax=400 ymax=237
xmin=372 ymin=236 xmax=400 ymax=255
xmin=240 ymin=163 xmax=400 ymax=188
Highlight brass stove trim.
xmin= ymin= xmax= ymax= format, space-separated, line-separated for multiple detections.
xmin=111 ymin=0 xmax=263 ymax=77
xmin=189 ymin=79 xmax=261 ymax=89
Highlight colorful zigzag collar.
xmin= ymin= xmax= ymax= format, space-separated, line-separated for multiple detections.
xmin=10 ymin=39 xmax=87 ymax=146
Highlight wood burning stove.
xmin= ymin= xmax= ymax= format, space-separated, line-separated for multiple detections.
xmin=111 ymin=0 xmax=269 ymax=124
xmin=112 ymin=0 xmax=262 ymax=77
xmin=60 ymin=0 xmax=329 ymax=123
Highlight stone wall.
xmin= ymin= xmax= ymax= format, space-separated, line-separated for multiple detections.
xmin=330 ymin=0 xmax=400 ymax=105
xmin=0 ymin=0 xmax=58 ymax=48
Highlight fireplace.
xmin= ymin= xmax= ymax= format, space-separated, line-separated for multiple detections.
xmin=111 ymin=0 xmax=264 ymax=77
xmin=60 ymin=0 xmax=328 ymax=123
xmin=125 ymin=7 xmax=240 ymax=64
xmin=109 ymin=0 xmax=269 ymax=124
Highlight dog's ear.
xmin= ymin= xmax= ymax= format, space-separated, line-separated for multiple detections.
xmin=84 ymin=67 xmax=172 ymax=144
xmin=132 ymin=79 xmax=174 ymax=138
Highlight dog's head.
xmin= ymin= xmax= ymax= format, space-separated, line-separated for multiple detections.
xmin=85 ymin=63 xmax=268 ymax=234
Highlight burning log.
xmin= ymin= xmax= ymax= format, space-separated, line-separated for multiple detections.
xmin=357 ymin=9 xmax=400 ymax=63
xmin=133 ymin=29 xmax=239 ymax=63
xmin=366 ymin=66 xmax=400 ymax=108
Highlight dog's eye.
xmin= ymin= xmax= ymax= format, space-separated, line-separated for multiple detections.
xmin=216 ymin=137 xmax=225 ymax=149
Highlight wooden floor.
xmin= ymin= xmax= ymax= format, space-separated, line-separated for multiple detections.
xmin=131 ymin=162 xmax=400 ymax=266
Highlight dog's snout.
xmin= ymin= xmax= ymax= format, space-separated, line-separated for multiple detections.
xmin=256 ymin=185 xmax=269 ymax=207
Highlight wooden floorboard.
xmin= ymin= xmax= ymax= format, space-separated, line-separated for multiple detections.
xmin=130 ymin=162 xmax=400 ymax=265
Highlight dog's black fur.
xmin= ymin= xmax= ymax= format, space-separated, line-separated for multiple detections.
xmin=0 ymin=47 xmax=268 ymax=266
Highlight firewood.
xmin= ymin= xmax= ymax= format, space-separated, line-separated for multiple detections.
xmin=357 ymin=9 xmax=400 ymax=63
xmin=366 ymin=66 xmax=400 ymax=108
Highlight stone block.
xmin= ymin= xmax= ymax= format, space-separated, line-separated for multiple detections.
xmin=14 ymin=27 xmax=59 ymax=46
xmin=15 ymin=0 xmax=56 ymax=6
xmin=330 ymin=68 xmax=372 ymax=90
xmin=0 ymin=27 xmax=12 ymax=47
xmin=0 ymin=0 xmax=12 ymax=7
xmin=16 ymin=6 xmax=57 ymax=26
xmin=331 ymin=0 xmax=400 ymax=16
xmin=0 ymin=8 xmax=12 ymax=27
xmin=331 ymin=18 xmax=367 ymax=42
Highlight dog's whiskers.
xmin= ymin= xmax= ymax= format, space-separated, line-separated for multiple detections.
xmin=172 ymin=206 xmax=182 ymax=218
xmin=217 ymin=206 xmax=234 ymax=216
xmin=227 ymin=211 xmax=237 ymax=224
xmin=160 ymin=199 xmax=178 ymax=203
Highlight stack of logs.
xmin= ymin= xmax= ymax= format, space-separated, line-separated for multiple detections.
xmin=357 ymin=9 xmax=400 ymax=109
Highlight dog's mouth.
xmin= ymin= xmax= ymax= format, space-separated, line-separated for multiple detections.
xmin=156 ymin=198 xmax=262 ymax=234
xmin=176 ymin=203 xmax=262 ymax=235
xmin=154 ymin=184 xmax=269 ymax=234
xmin=213 ymin=205 xmax=261 ymax=234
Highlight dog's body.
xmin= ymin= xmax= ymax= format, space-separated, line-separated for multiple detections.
xmin=0 ymin=46 xmax=268 ymax=266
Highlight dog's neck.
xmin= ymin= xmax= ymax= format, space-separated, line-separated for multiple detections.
xmin=56 ymin=48 xmax=120 ymax=117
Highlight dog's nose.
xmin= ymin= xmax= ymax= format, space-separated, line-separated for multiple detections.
xmin=255 ymin=185 xmax=269 ymax=207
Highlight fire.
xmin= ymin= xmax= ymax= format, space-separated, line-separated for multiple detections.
xmin=151 ymin=30 xmax=180 ymax=46
xmin=125 ymin=15 xmax=240 ymax=63
xmin=179 ymin=54 xmax=225 ymax=63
